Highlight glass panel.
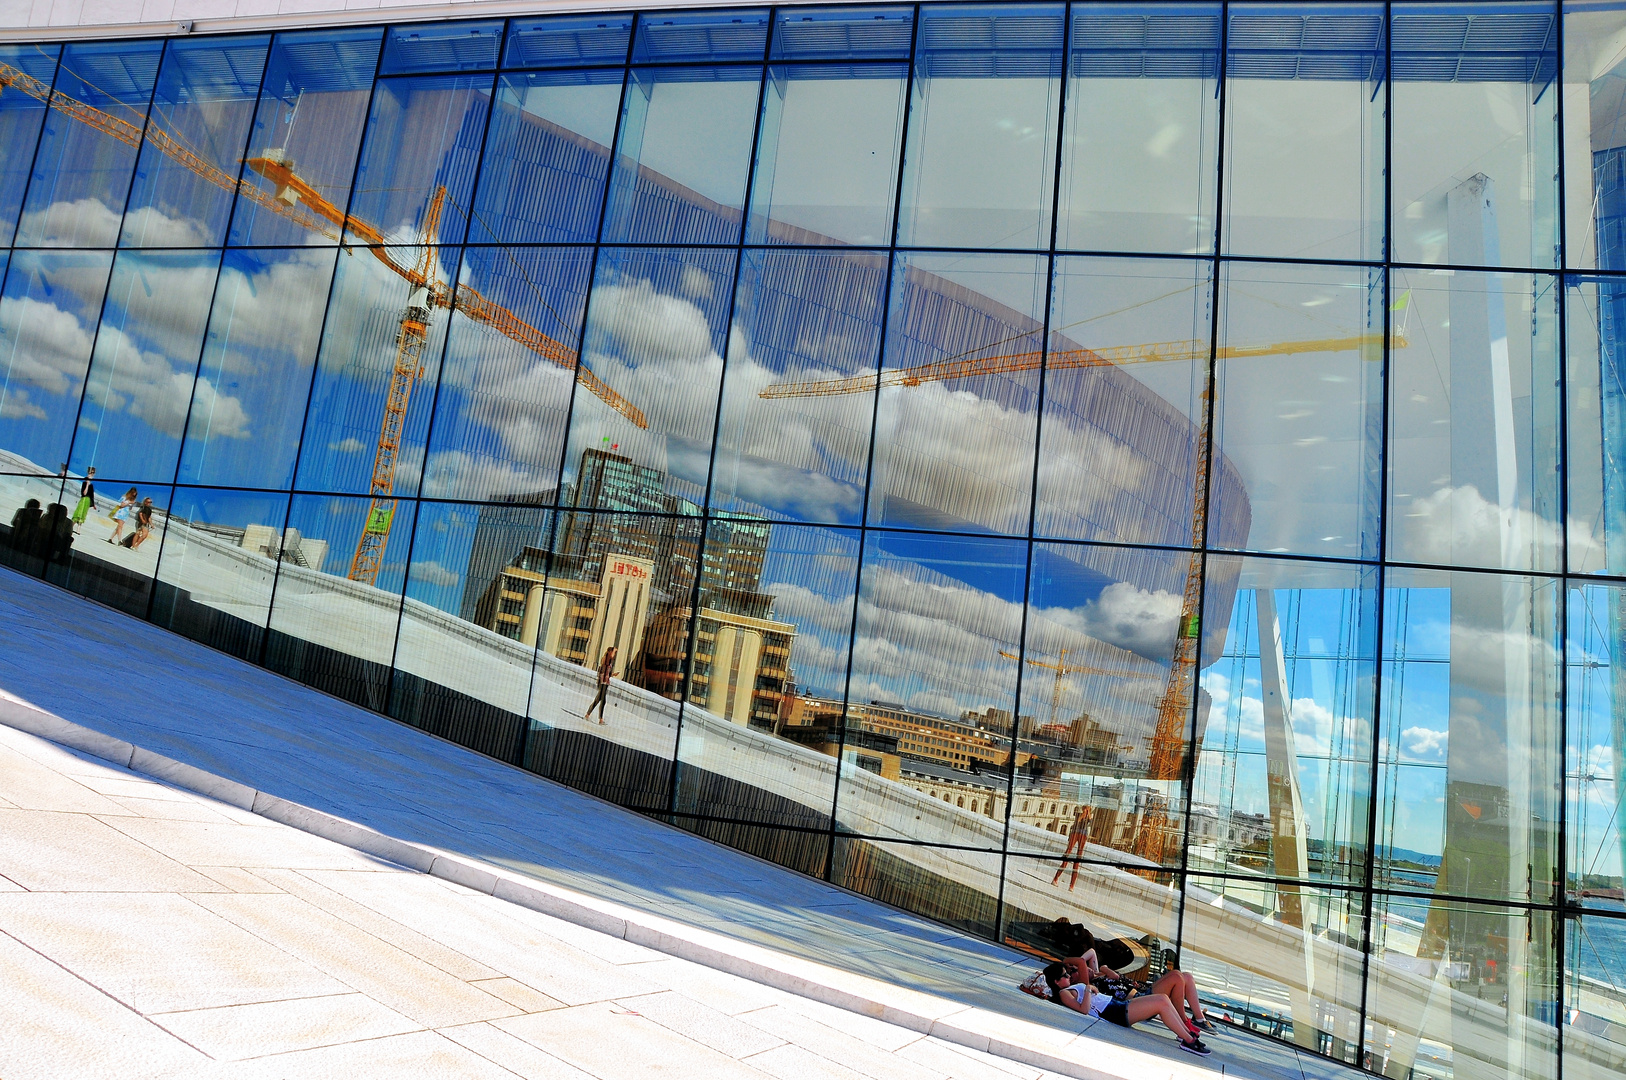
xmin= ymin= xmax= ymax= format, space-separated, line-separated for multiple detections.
xmin=1567 ymin=580 xmax=1625 ymax=908
xmin=1569 ymin=274 xmax=1626 ymax=575
xmin=1213 ymin=262 xmax=1385 ymax=560
xmin=521 ymin=509 xmax=702 ymax=813
xmin=1034 ymin=256 xmax=1213 ymax=548
xmin=504 ymin=14 xmax=633 ymax=69
xmin=50 ymin=477 xmax=170 ymax=617
xmin=1181 ymin=877 xmax=1366 ymax=1062
xmin=1376 ymin=567 xmax=1561 ymax=905
xmin=422 ymin=246 xmax=594 ymax=501
xmin=150 ymin=486 xmax=288 ymax=662
xmin=0 ymin=44 xmax=60 ymax=248
xmin=293 ymin=244 xmax=452 ymax=497
xmin=1391 ymin=1 xmax=1559 ymax=268
xmin=746 ymin=63 xmax=906 ymax=246
xmin=672 ymin=522 xmax=858 ymax=830
xmin=0 ymin=470 xmax=76 ymax=578
xmin=896 ymin=3 xmax=1064 ymax=251
xmin=1058 ymin=4 xmax=1221 ymax=255
xmin=560 ymin=247 xmax=737 ymax=507
xmin=1000 ymin=851 xmax=1180 ymax=969
xmin=1563 ymin=0 xmax=1626 ymax=270
xmin=15 ymin=39 xmax=164 ymax=248
xmin=601 ymin=66 xmax=761 ymax=246
xmin=836 ymin=529 xmax=1025 ymax=847
xmin=263 ymin=492 xmax=414 ymax=712
xmin=671 ymin=815 xmax=828 ymax=878
xmin=468 ymin=70 xmax=622 ymax=246
xmin=0 ymin=250 xmax=115 ymax=473
xmin=1223 ymin=4 xmax=1385 ymax=262
xmin=344 ymin=73 xmax=493 ymax=249
xmin=1365 ymin=897 xmax=1556 ymax=1080
xmin=1193 ymin=556 xmax=1378 ymax=885
xmin=229 ymin=27 xmax=383 ymax=248
xmin=1387 ymin=269 xmax=1561 ymax=572
xmin=1564 ymin=913 xmax=1626 ymax=1080
xmin=631 ymin=9 xmax=771 ymax=65
xmin=866 ymin=252 xmax=1045 ymax=536
xmin=830 ymin=836 xmax=1002 ymax=939
xmin=1009 ymin=541 xmax=1199 ymax=868
xmin=380 ymin=21 xmax=503 ymax=75
xmin=389 ymin=499 xmax=548 ymax=765
xmin=71 ymin=249 xmax=221 ymax=484
xmin=770 ymin=6 xmax=915 ymax=61
xmin=176 ymin=246 xmax=338 ymax=491
xmin=712 ymin=247 xmax=887 ymax=525
xmin=119 ymin=35 xmax=270 ymax=249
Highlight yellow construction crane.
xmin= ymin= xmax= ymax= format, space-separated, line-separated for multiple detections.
xmin=996 ymin=647 xmax=1144 ymax=733
xmin=0 ymin=59 xmax=646 ymax=586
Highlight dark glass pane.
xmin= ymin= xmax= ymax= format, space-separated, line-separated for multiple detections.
xmin=1000 ymin=851 xmax=1180 ymax=973
xmin=670 ymin=815 xmax=828 ymax=878
xmin=16 ymin=39 xmax=164 ymax=248
xmin=229 ymin=27 xmax=383 ymax=247
xmin=0 ymin=470 xmax=76 ymax=579
xmin=422 ymin=246 xmax=595 ymax=501
xmin=672 ymin=522 xmax=858 ymax=829
xmin=344 ymin=73 xmax=494 ymax=249
xmin=468 ymin=69 xmax=621 ymax=245
xmin=0 ymin=44 xmax=60 ymax=248
xmin=770 ymin=6 xmax=914 ymax=61
xmin=560 ymin=247 xmax=737 ymax=507
xmin=264 ymin=492 xmax=414 ymax=712
xmin=120 ymin=35 xmax=270 ymax=249
xmin=150 ymin=486 xmax=289 ymax=662
xmin=712 ymin=247 xmax=887 ymax=525
xmin=381 ymin=21 xmax=503 ymax=75
xmin=71 ymin=249 xmax=221 ymax=484
xmin=504 ymin=14 xmax=633 ymax=69
xmin=0 ymin=250 xmax=115 ymax=473
xmin=1566 ymin=580 xmax=1624 ymax=908
xmin=48 ymin=477 xmax=170 ymax=617
xmin=830 ymin=836 xmax=1002 ymax=939
xmin=175 ymin=246 xmax=337 ymax=491
xmin=866 ymin=252 xmax=1044 ymax=536
xmin=601 ymin=66 xmax=761 ymax=246
xmin=631 ymin=9 xmax=771 ymax=64
xmin=836 ymin=530 xmax=1026 ymax=847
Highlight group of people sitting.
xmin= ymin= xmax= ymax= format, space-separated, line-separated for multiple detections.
xmin=1018 ymin=920 xmax=1216 ymax=1058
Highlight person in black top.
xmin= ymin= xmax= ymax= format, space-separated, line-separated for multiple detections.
xmin=71 ymin=467 xmax=96 ymax=531
xmin=125 ymin=498 xmax=156 ymax=550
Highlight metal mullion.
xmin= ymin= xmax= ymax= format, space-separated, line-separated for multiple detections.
xmin=1554 ymin=5 xmax=1572 ymax=1072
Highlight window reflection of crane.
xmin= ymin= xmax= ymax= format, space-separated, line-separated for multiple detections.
xmin=0 ymin=60 xmax=647 ymax=585
xmin=768 ymin=326 xmax=1405 ymax=864
xmin=996 ymin=647 xmax=1143 ymax=734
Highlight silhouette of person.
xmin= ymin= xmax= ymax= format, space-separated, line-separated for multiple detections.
xmin=587 ymin=644 xmax=618 ymax=724
xmin=9 ymin=498 xmax=41 ymax=552
xmin=41 ymin=503 xmax=72 ymax=562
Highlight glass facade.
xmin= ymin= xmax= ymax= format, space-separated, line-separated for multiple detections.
xmin=4 ymin=4 xmax=1626 ymax=1076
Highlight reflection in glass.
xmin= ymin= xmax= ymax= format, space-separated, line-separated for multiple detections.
xmin=1565 ymin=1 xmax=1626 ymax=270
xmin=0 ymin=250 xmax=115 ymax=473
xmin=1034 ymin=257 xmax=1218 ymax=549
xmin=504 ymin=14 xmax=633 ymax=69
xmin=712 ymin=248 xmax=887 ymax=525
xmin=747 ymin=64 xmax=906 ymax=246
xmin=838 ymin=530 xmax=1025 ymax=847
xmin=54 ymin=476 xmax=171 ymax=617
xmin=1223 ymin=4 xmax=1385 ymax=262
xmin=1391 ymin=2 xmax=1558 ymax=268
xmin=468 ymin=70 xmax=623 ymax=245
xmin=601 ymin=66 xmax=762 ymax=246
xmin=1194 ymin=557 xmax=1377 ymax=886
xmin=1365 ymin=897 xmax=1555 ymax=1080
xmin=770 ymin=6 xmax=914 ymax=62
xmin=228 ymin=27 xmax=383 ymax=248
xmin=71 ymin=250 xmax=221 ymax=484
xmin=1213 ymin=263 xmax=1384 ymax=560
xmin=15 ymin=39 xmax=164 ymax=249
xmin=264 ymin=493 xmax=415 ymax=711
xmin=1058 ymin=4 xmax=1220 ymax=254
xmin=1564 ymin=914 xmax=1626 ymax=1080
xmin=176 ymin=246 xmax=338 ymax=491
xmin=1387 ymin=269 xmax=1561 ymax=572
xmin=0 ymin=471 xmax=77 ymax=578
xmin=422 ymin=246 xmax=594 ymax=502
xmin=1567 ymin=580 xmax=1625 ymax=908
xmin=150 ymin=487 xmax=288 ymax=661
xmin=1376 ymin=567 xmax=1560 ymax=905
xmin=631 ymin=9 xmax=771 ymax=65
xmin=673 ymin=523 xmax=858 ymax=829
xmin=1568 ymin=236 xmax=1626 ymax=577
xmin=896 ymin=4 xmax=1063 ymax=250
xmin=119 ymin=35 xmax=270 ymax=249
xmin=380 ymin=20 xmax=502 ymax=75
xmin=0 ymin=44 xmax=59 ymax=248
xmin=1000 ymin=851 xmax=1180 ymax=965
xmin=831 ymin=836 xmax=1002 ymax=939
xmin=867 ymin=252 xmax=1045 ymax=536
xmin=561 ymin=247 xmax=736 ymax=507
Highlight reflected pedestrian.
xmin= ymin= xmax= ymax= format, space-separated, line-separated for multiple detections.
xmin=42 ymin=503 xmax=72 ymax=562
xmin=124 ymin=498 xmax=155 ymax=550
xmin=9 ymin=498 xmax=41 ymax=551
xmin=587 ymin=644 xmax=617 ymax=724
xmin=108 ymin=488 xmax=137 ymax=545
xmin=71 ymin=467 xmax=96 ymax=532
xmin=1052 ymin=807 xmax=1091 ymax=890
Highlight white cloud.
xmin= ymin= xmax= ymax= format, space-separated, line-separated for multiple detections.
xmin=1396 ymin=484 xmax=1586 ymax=570
xmin=0 ymin=295 xmax=97 ymax=397
xmin=1402 ymin=726 xmax=1448 ymax=759
xmin=0 ymin=389 xmax=46 ymax=421
xmin=15 ymin=197 xmax=123 ymax=248
xmin=329 ymin=437 xmax=366 ymax=454
xmin=1076 ymin=581 xmax=1183 ymax=662
xmin=679 ymin=264 xmax=714 ymax=300
xmin=410 ymin=560 xmax=460 ymax=588
xmin=119 ymin=205 xmax=216 ymax=248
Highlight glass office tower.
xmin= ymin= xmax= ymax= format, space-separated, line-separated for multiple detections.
xmin=0 ymin=3 xmax=1623 ymax=1075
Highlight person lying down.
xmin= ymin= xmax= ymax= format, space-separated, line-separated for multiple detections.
xmin=1029 ymin=961 xmax=1213 ymax=1058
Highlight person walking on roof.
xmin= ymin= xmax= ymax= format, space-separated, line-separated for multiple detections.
xmin=587 ymin=644 xmax=618 ymax=725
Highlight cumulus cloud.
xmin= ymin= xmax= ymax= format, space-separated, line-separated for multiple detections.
xmin=330 ymin=437 xmax=366 ymax=454
xmin=1396 ymin=484 xmax=1590 ymax=570
xmin=0 ymin=389 xmax=46 ymax=421
xmin=1402 ymin=726 xmax=1448 ymax=759
xmin=0 ymin=295 xmax=96 ymax=397
xmin=1074 ymin=581 xmax=1183 ymax=662
xmin=410 ymin=560 xmax=460 ymax=588
xmin=15 ymin=197 xmax=124 ymax=248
